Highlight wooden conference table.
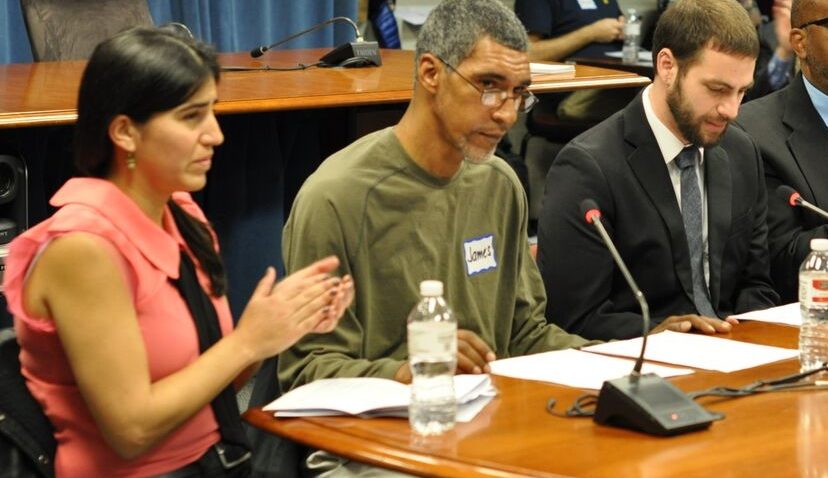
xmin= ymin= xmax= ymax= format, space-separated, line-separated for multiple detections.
xmin=0 ymin=49 xmax=650 ymax=128
xmin=245 ymin=321 xmax=827 ymax=478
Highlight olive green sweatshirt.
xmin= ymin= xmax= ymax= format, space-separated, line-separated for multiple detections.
xmin=278 ymin=127 xmax=589 ymax=390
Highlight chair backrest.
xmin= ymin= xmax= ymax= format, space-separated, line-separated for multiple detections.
xmin=19 ymin=0 xmax=154 ymax=61
xmin=0 ymin=328 xmax=55 ymax=478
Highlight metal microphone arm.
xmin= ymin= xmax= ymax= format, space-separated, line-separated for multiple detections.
xmin=251 ymin=16 xmax=362 ymax=58
xmin=777 ymin=184 xmax=828 ymax=221
xmin=587 ymin=213 xmax=650 ymax=376
xmin=800 ymin=200 xmax=828 ymax=221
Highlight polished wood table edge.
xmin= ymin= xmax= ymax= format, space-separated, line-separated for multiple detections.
xmin=212 ymin=90 xmax=414 ymax=115
xmin=243 ymin=407 xmax=569 ymax=478
xmin=0 ymin=111 xmax=78 ymax=128
xmin=532 ymin=75 xmax=650 ymax=92
xmin=0 ymin=93 xmax=416 ymax=129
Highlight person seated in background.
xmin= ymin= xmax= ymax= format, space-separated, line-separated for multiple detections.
xmin=2 ymin=27 xmax=352 ymax=477
xmin=515 ymin=0 xmax=624 ymax=61
xmin=736 ymin=0 xmax=828 ymax=302
xmin=536 ymin=0 xmax=779 ymax=341
xmin=743 ymin=0 xmax=796 ymax=101
xmin=514 ymin=0 xmax=639 ymax=122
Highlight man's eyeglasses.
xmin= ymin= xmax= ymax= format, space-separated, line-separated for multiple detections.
xmin=797 ymin=16 xmax=828 ymax=29
xmin=435 ymin=55 xmax=538 ymax=113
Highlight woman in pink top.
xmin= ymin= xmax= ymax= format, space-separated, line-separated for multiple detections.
xmin=3 ymin=28 xmax=353 ymax=478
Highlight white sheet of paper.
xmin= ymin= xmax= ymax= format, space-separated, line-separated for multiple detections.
xmin=489 ymin=349 xmax=693 ymax=390
xmin=530 ymin=62 xmax=576 ymax=75
xmin=584 ymin=330 xmax=799 ymax=373
xmin=604 ymin=50 xmax=653 ymax=63
xmin=730 ymin=302 xmax=801 ymax=327
xmin=394 ymin=6 xmax=433 ymax=26
xmin=263 ymin=374 xmax=496 ymax=423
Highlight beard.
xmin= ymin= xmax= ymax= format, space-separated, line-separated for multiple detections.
xmin=457 ymin=130 xmax=500 ymax=163
xmin=803 ymin=47 xmax=828 ymax=94
xmin=666 ymin=74 xmax=729 ymax=148
xmin=461 ymin=142 xmax=496 ymax=164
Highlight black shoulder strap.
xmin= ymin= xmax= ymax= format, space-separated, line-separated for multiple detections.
xmin=0 ymin=328 xmax=55 ymax=477
xmin=171 ymin=252 xmax=251 ymax=456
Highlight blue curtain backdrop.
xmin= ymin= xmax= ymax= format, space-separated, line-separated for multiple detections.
xmin=0 ymin=0 xmax=358 ymax=64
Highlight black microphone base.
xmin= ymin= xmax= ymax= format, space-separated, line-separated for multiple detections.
xmin=593 ymin=373 xmax=716 ymax=436
xmin=319 ymin=41 xmax=382 ymax=67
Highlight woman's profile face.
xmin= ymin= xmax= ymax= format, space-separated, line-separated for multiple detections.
xmin=129 ymin=78 xmax=223 ymax=195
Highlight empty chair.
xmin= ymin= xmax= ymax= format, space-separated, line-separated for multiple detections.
xmin=19 ymin=0 xmax=154 ymax=61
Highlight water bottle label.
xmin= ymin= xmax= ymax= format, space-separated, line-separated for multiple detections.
xmin=625 ymin=24 xmax=641 ymax=36
xmin=408 ymin=321 xmax=457 ymax=358
xmin=800 ymin=274 xmax=828 ymax=305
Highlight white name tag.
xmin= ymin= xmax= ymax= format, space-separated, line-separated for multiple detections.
xmin=463 ymin=234 xmax=497 ymax=276
xmin=577 ymin=0 xmax=598 ymax=9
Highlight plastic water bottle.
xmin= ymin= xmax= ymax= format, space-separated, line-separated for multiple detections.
xmin=622 ymin=9 xmax=641 ymax=65
xmin=407 ymin=280 xmax=457 ymax=435
xmin=799 ymin=238 xmax=828 ymax=373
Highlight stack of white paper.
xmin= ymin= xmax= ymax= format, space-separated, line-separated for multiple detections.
xmin=604 ymin=50 xmax=653 ymax=63
xmin=584 ymin=330 xmax=799 ymax=373
xmin=530 ymin=62 xmax=576 ymax=75
xmin=731 ymin=302 xmax=801 ymax=326
xmin=489 ymin=349 xmax=693 ymax=390
xmin=263 ymin=374 xmax=496 ymax=423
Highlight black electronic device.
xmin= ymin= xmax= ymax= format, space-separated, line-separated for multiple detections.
xmin=318 ymin=41 xmax=381 ymax=67
xmin=250 ymin=16 xmax=381 ymax=68
xmin=0 ymin=155 xmax=26 ymax=243
xmin=580 ymin=199 xmax=717 ymax=436
xmin=0 ymin=154 xmax=28 ymax=295
xmin=594 ymin=374 xmax=717 ymax=436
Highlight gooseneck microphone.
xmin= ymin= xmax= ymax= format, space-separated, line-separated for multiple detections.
xmin=777 ymin=185 xmax=828 ymax=221
xmin=581 ymin=199 xmax=649 ymax=375
xmin=249 ymin=16 xmax=381 ymax=67
xmin=251 ymin=17 xmax=361 ymax=58
xmin=581 ymin=199 xmax=716 ymax=436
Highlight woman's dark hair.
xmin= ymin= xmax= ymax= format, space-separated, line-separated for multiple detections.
xmin=75 ymin=27 xmax=227 ymax=296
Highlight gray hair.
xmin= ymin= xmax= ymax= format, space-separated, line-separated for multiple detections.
xmin=415 ymin=0 xmax=528 ymax=67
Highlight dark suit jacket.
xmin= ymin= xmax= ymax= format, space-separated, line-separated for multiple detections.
xmin=537 ymin=93 xmax=779 ymax=340
xmin=736 ymin=74 xmax=828 ymax=303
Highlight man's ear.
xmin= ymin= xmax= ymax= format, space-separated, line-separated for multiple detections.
xmin=790 ymin=28 xmax=807 ymax=63
xmin=417 ymin=52 xmax=442 ymax=94
xmin=655 ymin=48 xmax=678 ymax=87
xmin=108 ymin=114 xmax=138 ymax=154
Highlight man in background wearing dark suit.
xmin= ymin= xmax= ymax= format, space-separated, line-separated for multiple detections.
xmin=737 ymin=0 xmax=828 ymax=302
xmin=536 ymin=0 xmax=779 ymax=341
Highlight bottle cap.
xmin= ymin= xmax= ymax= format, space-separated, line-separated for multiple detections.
xmin=419 ymin=280 xmax=443 ymax=297
xmin=811 ymin=238 xmax=828 ymax=251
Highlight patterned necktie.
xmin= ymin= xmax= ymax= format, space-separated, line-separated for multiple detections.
xmin=675 ymin=146 xmax=718 ymax=318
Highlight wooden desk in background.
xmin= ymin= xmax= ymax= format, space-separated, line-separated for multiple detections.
xmin=245 ymin=322 xmax=827 ymax=478
xmin=0 ymin=49 xmax=649 ymax=127
xmin=0 ymin=49 xmax=649 ymax=321
xmin=569 ymin=56 xmax=655 ymax=79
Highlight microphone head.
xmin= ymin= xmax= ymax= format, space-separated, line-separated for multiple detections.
xmin=777 ymin=185 xmax=801 ymax=207
xmin=580 ymin=199 xmax=601 ymax=224
xmin=250 ymin=46 xmax=267 ymax=58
